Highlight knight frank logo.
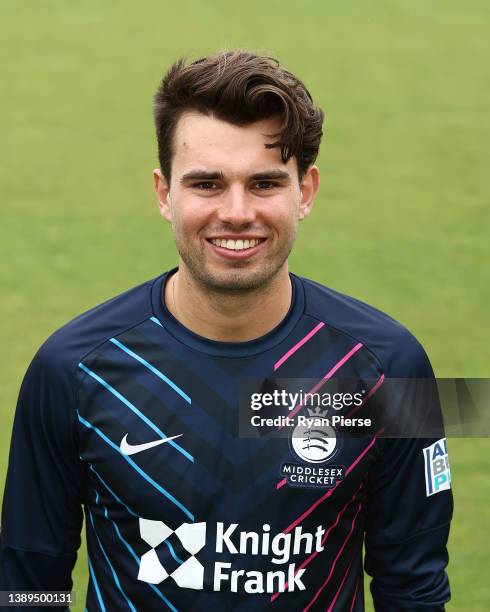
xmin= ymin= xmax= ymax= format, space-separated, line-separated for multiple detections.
xmin=137 ymin=518 xmax=333 ymax=593
xmin=138 ymin=519 xmax=206 ymax=588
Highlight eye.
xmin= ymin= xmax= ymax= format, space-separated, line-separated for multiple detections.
xmin=193 ymin=181 xmax=219 ymax=190
xmin=254 ymin=181 xmax=279 ymax=190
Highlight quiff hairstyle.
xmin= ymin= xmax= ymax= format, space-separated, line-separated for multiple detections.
xmin=153 ymin=50 xmax=324 ymax=181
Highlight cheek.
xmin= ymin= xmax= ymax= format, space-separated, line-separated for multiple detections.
xmin=267 ymin=203 xmax=299 ymax=232
xmin=173 ymin=201 xmax=210 ymax=237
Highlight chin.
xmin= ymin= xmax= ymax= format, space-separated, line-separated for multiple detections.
xmin=178 ymin=245 xmax=291 ymax=293
xmin=190 ymin=264 xmax=280 ymax=294
xmin=202 ymin=271 xmax=271 ymax=293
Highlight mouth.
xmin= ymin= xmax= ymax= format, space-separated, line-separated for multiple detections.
xmin=205 ymin=237 xmax=267 ymax=260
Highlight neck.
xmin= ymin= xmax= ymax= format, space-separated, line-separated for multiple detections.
xmin=164 ymin=264 xmax=293 ymax=342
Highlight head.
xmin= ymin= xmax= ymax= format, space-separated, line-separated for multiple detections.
xmin=153 ymin=50 xmax=324 ymax=294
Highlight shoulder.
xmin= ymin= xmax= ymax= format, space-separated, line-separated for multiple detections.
xmin=297 ymin=274 xmax=434 ymax=378
xmin=28 ymin=275 xmax=161 ymax=383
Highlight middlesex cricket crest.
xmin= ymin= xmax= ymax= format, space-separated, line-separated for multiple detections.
xmin=281 ymin=407 xmax=345 ymax=489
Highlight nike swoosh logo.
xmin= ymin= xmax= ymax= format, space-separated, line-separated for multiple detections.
xmin=120 ymin=433 xmax=183 ymax=456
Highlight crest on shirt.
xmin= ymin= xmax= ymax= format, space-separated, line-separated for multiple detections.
xmin=280 ymin=407 xmax=345 ymax=489
xmin=290 ymin=406 xmax=339 ymax=463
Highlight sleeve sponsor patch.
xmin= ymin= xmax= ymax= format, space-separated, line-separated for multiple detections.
xmin=423 ymin=438 xmax=451 ymax=496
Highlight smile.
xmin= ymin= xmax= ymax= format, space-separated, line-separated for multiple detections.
xmin=206 ymin=237 xmax=267 ymax=260
xmin=209 ymin=238 xmax=263 ymax=251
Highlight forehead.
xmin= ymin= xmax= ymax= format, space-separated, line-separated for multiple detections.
xmin=171 ymin=111 xmax=297 ymax=179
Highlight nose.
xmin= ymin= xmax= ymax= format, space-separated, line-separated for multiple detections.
xmin=216 ymin=184 xmax=256 ymax=226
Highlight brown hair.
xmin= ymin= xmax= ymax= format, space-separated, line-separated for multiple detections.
xmin=153 ymin=50 xmax=324 ymax=181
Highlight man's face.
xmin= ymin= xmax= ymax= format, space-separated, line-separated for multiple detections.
xmin=154 ymin=111 xmax=319 ymax=293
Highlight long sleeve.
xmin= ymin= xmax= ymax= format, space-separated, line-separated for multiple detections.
xmin=364 ymin=342 xmax=453 ymax=610
xmin=0 ymin=339 xmax=84 ymax=597
xmin=364 ymin=435 xmax=452 ymax=610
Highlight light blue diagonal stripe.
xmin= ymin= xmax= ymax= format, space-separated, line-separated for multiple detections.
xmin=78 ymin=412 xmax=194 ymax=521
xmin=98 ymin=499 xmax=139 ymax=564
xmin=88 ymin=510 xmax=137 ymax=612
xmin=150 ymin=316 xmax=163 ymax=327
xmin=88 ymin=555 xmax=106 ymax=612
xmin=78 ymin=362 xmax=193 ymax=463
xmin=109 ymin=338 xmax=191 ymax=405
xmin=89 ymin=464 xmax=138 ymax=517
xmin=92 ymin=467 xmax=183 ymax=566
xmin=94 ymin=495 xmax=178 ymax=611
xmin=163 ymin=538 xmax=184 ymax=565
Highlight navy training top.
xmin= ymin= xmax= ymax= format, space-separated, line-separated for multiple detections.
xmin=0 ymin=270 xmax=453 ymax=611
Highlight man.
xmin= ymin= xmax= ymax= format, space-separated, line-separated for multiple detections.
xmin=1 ymin=51 xmax=452 ymax=610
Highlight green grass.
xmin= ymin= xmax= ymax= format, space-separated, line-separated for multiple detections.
xmin=1 ymin=1 xmax=489 ymax=610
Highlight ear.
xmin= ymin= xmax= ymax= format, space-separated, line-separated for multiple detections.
xmin=298 ymin=165 xmax=320 ymax=221
xmin=153 ymin=169 xmax=172 ymax=222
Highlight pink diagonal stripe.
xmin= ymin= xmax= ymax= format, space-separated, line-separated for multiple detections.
xmin=274 ymin=322 xmax=325 ymax=371
xmin=327 ymin=557 xmax=354 ymax=612
xmin=350 ymin=577 xmax=360 ymax=612
xmin=276 ymin=478 xmax=287 ymax=490
xmin=345 ymin=373 xmax=385 ymax=418
xmin=281 ymin=430 xmax=383 ymax=534
xmin=304 ymin=500 xmax=363 ymax=612
xmin=278 ymin=342 xmax=363 ymax=429
xmin=270 ymin=482 xmax=363 ymax=602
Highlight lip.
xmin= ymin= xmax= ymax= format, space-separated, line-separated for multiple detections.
xmin=205 ymin=237 xmax=267 ymax=260
xmin=206 ymin=235 xmax=268 ymax=241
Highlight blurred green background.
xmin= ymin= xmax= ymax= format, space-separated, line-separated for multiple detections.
xmin=1 ymin=1 xmax=489 ymax=609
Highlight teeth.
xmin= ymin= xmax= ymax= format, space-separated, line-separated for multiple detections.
xmin=210 ymin=238 xmax=261 ymax=251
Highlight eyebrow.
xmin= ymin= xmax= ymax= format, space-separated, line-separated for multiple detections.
xmin=249 ymin=170 xmax=291 ymax=181
xmin=180 ymin=170 xmax=225 ymax=183
xmin=180 ymin=169 xmax=291 ymax=183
